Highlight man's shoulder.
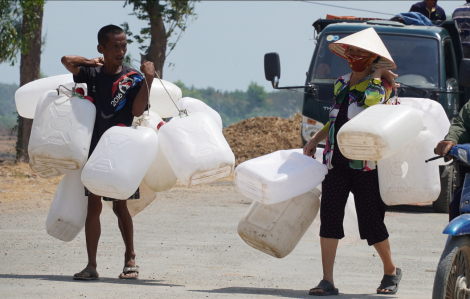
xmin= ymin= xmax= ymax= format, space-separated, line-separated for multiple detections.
xmin=410 ymin=1 xmax=425 ymax=9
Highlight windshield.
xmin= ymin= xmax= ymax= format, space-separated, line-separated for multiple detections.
xmin=311 ymin=33 xmax=439 ymax=88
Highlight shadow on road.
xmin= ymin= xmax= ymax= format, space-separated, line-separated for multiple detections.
xmin=387 ymin=204 xmax=435 ymax=214
xmin=189 ymin=287 xmax=397 ymax=298
xmin=0 ymin=274 xmax=183 ymax=287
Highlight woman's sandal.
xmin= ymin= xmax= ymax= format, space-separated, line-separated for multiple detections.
xmin=73 ymin=269 xmax=99 ymax=281
xmin=377 ymin=268 xmax=402 ymax=294
xmin=119 ymin=265 xmax=139 ymax=279
xmin=309 ymin=279 xmax=339 ymax=296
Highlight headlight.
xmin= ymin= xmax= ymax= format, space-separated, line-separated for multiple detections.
xmin=301 ymin=116 xmax=325 ymax=144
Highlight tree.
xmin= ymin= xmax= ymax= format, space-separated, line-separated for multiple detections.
xmin=0 ymin=0 xmax=44 ymax=162
xmin=121 ymin=0 xmax=198 ymax=78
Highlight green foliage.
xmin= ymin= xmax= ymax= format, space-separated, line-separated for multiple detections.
xmin=0 ymin=82 xmax=19 ymax=129
xmin=0 ymin=0 xmax=45 ymax=66
xmin=121 ymin=0 xmax=198 ymax=58
xmin=174 ymin=81 xmax=303 ymax=127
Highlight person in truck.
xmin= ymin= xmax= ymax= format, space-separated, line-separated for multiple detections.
xmin=409 ymin=0 xmax=447 ymax=22
xmin=303 ymin=28 xmax=402 ymax=295
xmin=453 ymin=0 xmax=470 ymax=58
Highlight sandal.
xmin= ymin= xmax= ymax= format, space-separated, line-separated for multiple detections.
xmin=119 ymin=265 xmax=139 ymax=279
xmin=377 ymin=267 xmax=402 ymax=294
xmin=73 ymin=269 xmax=99 ymax=281
xmin=309 ymin=279 xmax=339 ymax=296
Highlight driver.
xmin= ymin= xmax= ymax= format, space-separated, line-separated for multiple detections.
xmin=436 ymin=101 xmax=470 ymax=221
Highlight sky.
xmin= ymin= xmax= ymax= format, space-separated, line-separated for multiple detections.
xmin=0 ymin=1 xmax=465 ymax=92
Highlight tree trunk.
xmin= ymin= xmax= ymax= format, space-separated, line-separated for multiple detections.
xmin=16 ymin=3 xmax=43 ymax=163
xmin=141 ymin=0 xmax=166 ymax=78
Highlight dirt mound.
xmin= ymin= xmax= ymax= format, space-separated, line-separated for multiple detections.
xmin=223 ymin=113 xmax=303 ymax=166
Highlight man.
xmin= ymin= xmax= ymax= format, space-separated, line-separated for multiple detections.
xmin=61 ymin=24 xmax=155 ymax=280
xmin=436 ymin=101 xmax=470 ymax=221
xmin=409 ymin=0 xmax=447 ymax=22
xmin=453 ymin=0 xmax=470 ymax=58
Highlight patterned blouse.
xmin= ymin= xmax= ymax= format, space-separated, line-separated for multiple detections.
xmin=321 ymin=73 xmax=392 ymax=171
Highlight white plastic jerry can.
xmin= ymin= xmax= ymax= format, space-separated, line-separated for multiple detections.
xmin=137 ymin=111 xmax=178 ymax=192
xmin=234 ymin=149 xmax=328 ymax=205
xmin=149 ymin=80 xmax=182 ymax=118
xmin=337 ymin=104 xmax=424 ymax=161
xmin=159 ymin=112 xmax=235 ymax=186
xmin=105 ymin=180 xmax=157 ymax=218
xmin=28 ymin=91 xmax=96 ymax=171
xmin=399 ymin=98 xmax=450 ymax=164
xmin=15 ymin=74 xmax=74 ymax=119
xmin=81 ymin=126 xmax=158 ymax=199
xmin=173 ymin=97 xmax=223 ymax=131
xmin=238 ymin=188 xmax=321 ymax=258
xmin=46 ymin=169 xmax=87 ymax=242
xmin=378 ymin=127 xmax=441 ymax=205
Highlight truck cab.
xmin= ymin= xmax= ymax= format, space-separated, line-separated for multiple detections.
xmin=264 ymin=18 xmax=470 ymax=213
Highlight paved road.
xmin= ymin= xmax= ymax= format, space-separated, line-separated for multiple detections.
xmin=0 ymin=180 xmax=448 ymax=298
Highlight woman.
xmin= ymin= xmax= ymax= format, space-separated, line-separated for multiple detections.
xmin=304 ymin=28 xmax=402 ymax=295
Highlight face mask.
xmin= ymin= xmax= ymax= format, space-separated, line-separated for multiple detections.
xmin=346 ymin=54 xmax=377 ymax=72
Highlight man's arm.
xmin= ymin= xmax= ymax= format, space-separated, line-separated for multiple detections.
xmin=61 ymin=55 xmax=104 ymax=76
xmin=132 ymin=61 xmax=155 ymax=117
xmin=436 ymin=102 xmax=470 ymax=156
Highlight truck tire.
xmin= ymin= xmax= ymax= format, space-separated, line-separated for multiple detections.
xmin=433 ymin=164 xmax=456 ymax=214
xmin=432 ymin=235 xmax=470 ymax=299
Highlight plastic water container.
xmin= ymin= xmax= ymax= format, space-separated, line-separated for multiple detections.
xmin=399 ymin=97 xmax=450 ymax=157
xmin=81 ymin=126 xmax=158 ymax=199
xmin=309 ymin=192 xmax=361 ymax=248
xmin=234 ymin=149 xmax=328 ymax=205
xmin=149 ymin=80 xmax=182 ymax=118
xmin=46 ymin=169 xmax=87 ymax=242
xmin=28 ymin=92 xmax=96 ymax=171
xmin=238 ymin=188 xmax=321 ymax=258
xmin=137 ymin=111 xmax=178 ymax=192
xmin=14 ymin=74 xmax=81 ymax=119
xmin=173 ymin=97 xmax=223 ymax=131
xmin=337 ymin=104 xmax=424 ymax=161
xmin=159 ymin=112 xmax=235 ymax=186
xmin=378 ymin=127 xmax=441 ymax=205
xmin=105 ymin=180 xmax=157 ymax=218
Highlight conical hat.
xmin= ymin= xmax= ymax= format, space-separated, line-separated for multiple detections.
xmin=328 ymin=27 xmax=396 ymax=70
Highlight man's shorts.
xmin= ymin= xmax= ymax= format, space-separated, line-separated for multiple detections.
xmin=84 ymin=187 xmax=140 ymax=201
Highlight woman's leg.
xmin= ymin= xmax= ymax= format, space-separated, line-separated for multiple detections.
xmin=351 ymin=169 xmax=396 ymax=292
xmin=311 ymin=166 xmax=351 ymax=294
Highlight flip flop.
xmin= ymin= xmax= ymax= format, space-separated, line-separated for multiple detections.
xmin=73 ymin=269 xmax=99 ymax=281
xmin=119 ymin=265 xmax=139 ymax=279
xmin=309 ymin=279 xmax=339 ymax=296
xmin=377 ymin=267 xmax=402 ymax=294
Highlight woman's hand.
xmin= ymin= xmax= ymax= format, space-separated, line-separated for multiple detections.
xmin=373 ymin=68 xmax=399 ymax=89
xmin=304 ymin=129 xmax=327 ymax=157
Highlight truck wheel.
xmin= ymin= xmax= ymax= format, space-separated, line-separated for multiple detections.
xmin=433 ymin=165 xmax=456 ymax=214
xmin=432 ymin=236 xmax=470 ymax=299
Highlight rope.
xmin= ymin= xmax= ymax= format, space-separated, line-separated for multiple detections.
xmin=131 ymin=59 xmax=187 ymax=117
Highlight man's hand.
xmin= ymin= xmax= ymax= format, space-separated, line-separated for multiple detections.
xmin=140 ymin=61 xmax=155 ymax=78
xmin=92 ymin=57 xmax=104 ymax=67
xmin=435 ymin=140 xmax=456 ymax=157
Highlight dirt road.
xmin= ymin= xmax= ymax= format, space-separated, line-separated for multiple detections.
xmin=0 ymin=178 xmax=448 ymax=298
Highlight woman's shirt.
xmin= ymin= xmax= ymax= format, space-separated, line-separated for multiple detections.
xmin=321 ymin=73 xmax=392 ymax=171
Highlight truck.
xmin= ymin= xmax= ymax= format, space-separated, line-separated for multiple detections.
xmin=264 ymin=18 xmax=470 ymax=213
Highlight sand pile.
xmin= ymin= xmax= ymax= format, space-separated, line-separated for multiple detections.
xmin=223 ymin=113 xmax=303 ymax=166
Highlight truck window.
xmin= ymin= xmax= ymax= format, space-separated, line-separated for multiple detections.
xmin=310 ymin=33 xmax=440 ymax=88
xmin=444 ymin=39 xmax=458 ymax=81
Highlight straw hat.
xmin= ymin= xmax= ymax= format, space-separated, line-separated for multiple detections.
xmin=328 ymin=27 xmax=396 ymax=70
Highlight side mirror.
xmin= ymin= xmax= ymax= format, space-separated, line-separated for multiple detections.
xmin=264 ymin=52 xmax=281 ymax=88
xmin=459 ymin=58 xmax=470 ymax=86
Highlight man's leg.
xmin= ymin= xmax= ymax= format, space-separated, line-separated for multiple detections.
xmin=74 ymin=193 xmax=102 ymax=278
xmin=113 ymin=200 xmax=137 ymax=278
xmin=449 ymin=187 xmax=463 ymax=222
